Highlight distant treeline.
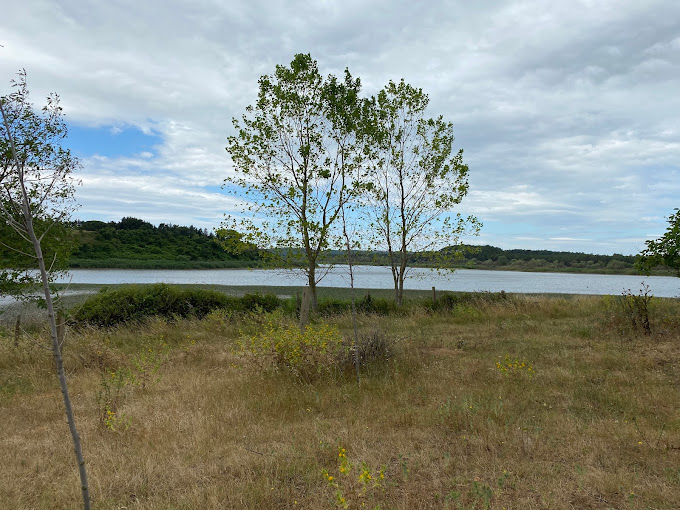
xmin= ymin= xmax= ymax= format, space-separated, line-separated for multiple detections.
xmin=70 ymin=217 xmax=261 ymax=268
xmin=69 ymin=218 xmax=652 ymax=275
xmin=444 ymin=245 xmax=638 ymax=273
xmin=321 ymin=245 xmax=643 ymax=274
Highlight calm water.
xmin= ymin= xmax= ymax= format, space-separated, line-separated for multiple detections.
xmin=50 ymin=266 xmax=680 ymax=298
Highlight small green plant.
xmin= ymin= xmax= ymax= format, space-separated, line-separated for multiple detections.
xmin=322 ymin=447 xmax=385 ymax=509
xmin=235 ymin=316 xmax=346 ymax=381
xmin=495 ymin=354 xmax=534 ymax=376
xmin=130 ymin=340 xmax=171 ymax=389
xmin=96 ymin=367 xmax=134 ymax=431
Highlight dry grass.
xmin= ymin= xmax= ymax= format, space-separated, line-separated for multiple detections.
xmin=2 ymin=294 xmax=680 ymax=509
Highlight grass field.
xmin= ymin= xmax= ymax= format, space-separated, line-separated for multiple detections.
xmin=1 ymin=290 xmax=680 ymax=509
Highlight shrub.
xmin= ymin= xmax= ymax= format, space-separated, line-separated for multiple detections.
xmin=238 ymin=292 xmax=281 ymax=313
xmin=71 ymin=284 xmax=281 ymax=327
xmin=430 ymin=291 xmax=509 ymax=312
xmin=602 ymin=284 xmax=654 ymax=336
xmin=356 ymin=293 xmax=397 ymax=315
xmin=317 ymin=298 xmax=351 ymax=317
xmin=235 ymin=317 xmax=346 ymax=382
xmin=337 ymin=329 xmax=394 ymax=372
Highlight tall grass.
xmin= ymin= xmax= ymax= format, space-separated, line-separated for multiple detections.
xmin=1 ymin=293 xmax=680 ymax=508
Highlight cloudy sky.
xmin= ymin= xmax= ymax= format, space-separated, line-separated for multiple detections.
xmin=2 ymin=0 xmax=679 ymax=255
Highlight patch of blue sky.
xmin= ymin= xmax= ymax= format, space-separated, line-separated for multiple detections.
xmin=66 ymin=123 xmax=163 ymax=158
xmin=203 ymin=185 xmax=226 ymax=194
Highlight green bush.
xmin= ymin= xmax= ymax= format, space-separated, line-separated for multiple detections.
xmin=238 ymin=292 xmax=281 ymax=313
xmin=71 ymin=284 xmax=281 ymax=326
xmin=429 ymin=291 xmax=509 ymax=312
xmin=235 ymin=315 xmax=346 ymax=382
xmin=317 ymin=298 xmax=351 ymax=316
xmin=356 ymin=293 xmax=398 ymax=315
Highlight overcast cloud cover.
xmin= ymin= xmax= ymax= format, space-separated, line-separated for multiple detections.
xmin=2 ymin=0 xmax=679 ymax=255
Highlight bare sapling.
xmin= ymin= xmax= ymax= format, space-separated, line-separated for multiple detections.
xmin=0 ymin=72 xmax=90 ymax=509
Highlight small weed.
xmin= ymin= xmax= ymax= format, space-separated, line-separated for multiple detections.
xmin=322 ymin=446 xmax=385 ymax=509
xmin=130 ymin=340 xmax=170 ymax=389
xmin=495 ymin=354 xmax=535 ymax=376
xmin=96 ymin=367 xmax=134 ymax=431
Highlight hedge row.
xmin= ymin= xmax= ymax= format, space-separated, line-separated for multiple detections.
xmin=71 ymin=284 xmax=280 ymax=327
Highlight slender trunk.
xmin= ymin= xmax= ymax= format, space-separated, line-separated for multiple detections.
xmin=350 ymin=291 xmax=360 ymax=385
xmin=341 ymin=210 xmax=360 ymax=386
xmin=14 ymin=314 xmax=21 ymax=348
xmin=397 ymin=250 xmax=407 ymax=307
xmin=387 ymin=248 xmax=400 ymax=305
xmin=307 ymin=264 xmax=318 ymax=311
xmin=24 ymin=210 xmax=91 ymax=510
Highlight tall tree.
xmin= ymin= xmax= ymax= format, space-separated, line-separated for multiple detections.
xmin=363 ymin=80 xmax=480 ymax=306
xmin=225 ymin=54 xmax=364 ymax=308
xmin=637 ymin=209 xmax=680 ymax=276
xmin=0 ymin=71 xmax=90 ymax=509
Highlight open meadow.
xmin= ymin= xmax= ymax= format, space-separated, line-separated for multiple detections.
xmin=1 ymin=289 xmax=680 ymax=509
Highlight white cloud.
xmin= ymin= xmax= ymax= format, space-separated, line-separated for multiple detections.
xmin=1 ymin=0 xmax=679 ymax=254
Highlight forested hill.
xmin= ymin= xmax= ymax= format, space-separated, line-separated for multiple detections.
xmin=70 ymin=217 xmax=260 ymax=269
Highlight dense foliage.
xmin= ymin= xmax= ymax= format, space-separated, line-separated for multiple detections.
xmin=70 ymin=217 xmax=260 ymax=268
xmin=637 ymin=209 xmax=680 ymax=276
xmin=71 ymin=284 xmax=281 ymax=327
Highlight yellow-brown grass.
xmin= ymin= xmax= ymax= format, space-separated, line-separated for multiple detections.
xmin=1 ymin=294 xmax=680 ymax=509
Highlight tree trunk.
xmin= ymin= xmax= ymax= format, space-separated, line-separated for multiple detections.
xmin=299 ymin=286 xmax=311 ymax=332
xmin=307 ymin=264 xmax=318 ymax=311
xmin=397 ymin=273 xmax=404 ymax=307
xmin=22 ymin=197 xmax=90 ymax=510
xmin=14 ymin=314 xmax=21 ymax=348
xmin=391 ymin=265 xmax=400 ymax=305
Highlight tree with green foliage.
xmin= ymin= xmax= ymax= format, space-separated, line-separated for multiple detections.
xmin=637 ymin=209 xmax=680 ymax=276
xmin=0 ymin=70 xmax=90 ymax=509
xmin=225 ymin=54 xmax=365 ymax=308
xmin=362 ymin=80 xmax=481 ymax=305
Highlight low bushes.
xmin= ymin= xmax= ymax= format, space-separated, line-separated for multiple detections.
xmin=234 ymin=314 xmax=397 ymax=381
xmin=70 ymin=284 xmax=514 ymax=328
xmin=317 ymin=293 xmax=397 ymax=316
xmin=235 ymin=315 xmax=347 ymax=382
xmin=71 ymin=284 xmax=282 ymax=327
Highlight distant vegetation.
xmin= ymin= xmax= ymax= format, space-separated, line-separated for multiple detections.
xmin=67 ymin=216 xmax=666 ymax=275
xmin=321 ymin=245 xmax=642 ymax=274
xmin=70 ymin=217 xmax=261 ymax=269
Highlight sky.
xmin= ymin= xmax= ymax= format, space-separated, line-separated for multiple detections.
xmin=1 ymin=0 xmax=679 ymax=255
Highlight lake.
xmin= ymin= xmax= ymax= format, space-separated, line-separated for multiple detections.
xmin=50 ymin=266 xmax=680 ymax=298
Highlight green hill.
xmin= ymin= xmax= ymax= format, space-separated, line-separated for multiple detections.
xmin=70 ymin=217 xmax=261 ymax=269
